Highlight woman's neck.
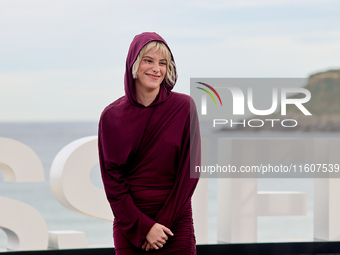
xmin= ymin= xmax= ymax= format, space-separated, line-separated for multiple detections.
xmin=135 ymin=86 xmax=160 ymax=107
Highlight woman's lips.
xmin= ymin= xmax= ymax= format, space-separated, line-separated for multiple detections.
xmin=146 ymin=73 xmax=160 ymax=80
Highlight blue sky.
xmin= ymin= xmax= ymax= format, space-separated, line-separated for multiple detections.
xmin=1 ymin=0 xmax=340 ymax=121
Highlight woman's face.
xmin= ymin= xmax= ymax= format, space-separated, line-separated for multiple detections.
xmin=135 ymin=48 xmax=167 ymax=93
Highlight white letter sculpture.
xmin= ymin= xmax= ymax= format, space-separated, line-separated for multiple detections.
xmin=0 ymin=137 xmax=48 ymax=251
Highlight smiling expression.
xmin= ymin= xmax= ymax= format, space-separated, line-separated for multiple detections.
xmin=135 ymin=48 xmax=167 ymax=93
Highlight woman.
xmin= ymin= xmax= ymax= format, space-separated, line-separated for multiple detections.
xmin=98 ymin=32 xmax=201 ymax=254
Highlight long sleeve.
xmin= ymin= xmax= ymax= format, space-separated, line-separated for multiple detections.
xmin=154 ymin=98 xmax=201 ymax=228
xmin=98 ymin=114 xmax=156 ymax=248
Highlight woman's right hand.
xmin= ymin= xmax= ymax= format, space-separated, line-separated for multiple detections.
xmin=143 ymin=223 xmax=174 ymax=251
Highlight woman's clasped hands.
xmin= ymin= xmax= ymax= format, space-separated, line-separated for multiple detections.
xmin=141 ymin=223 xmax=174 ymax=251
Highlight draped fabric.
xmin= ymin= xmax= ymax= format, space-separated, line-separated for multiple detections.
xmin=98 ymin=32 xmax=201 ymax=254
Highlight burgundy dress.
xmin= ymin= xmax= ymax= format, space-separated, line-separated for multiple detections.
xmin=98 ymin=32 xmax=201 ymax=255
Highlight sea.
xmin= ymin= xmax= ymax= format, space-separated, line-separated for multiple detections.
xmin=0 ymin=122 xmax=320 ymax=250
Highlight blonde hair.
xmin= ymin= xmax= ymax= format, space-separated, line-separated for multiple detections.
xmin=132 ymin=41 xmax=177 ymax=87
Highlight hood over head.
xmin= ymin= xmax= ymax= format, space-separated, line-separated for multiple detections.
xmin=124 ymin=32 xmax=177 ymax=107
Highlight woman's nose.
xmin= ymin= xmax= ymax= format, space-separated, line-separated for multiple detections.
xmin=152 ymin=63 xmax=160 ymax=73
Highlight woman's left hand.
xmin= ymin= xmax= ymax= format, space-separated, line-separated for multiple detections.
xmin=142 ymin=239 xmax=166 ymax=251
xmin=141 ymin=240 xmax=151 ymax=251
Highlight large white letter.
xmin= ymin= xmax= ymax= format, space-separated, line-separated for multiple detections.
xmin=0 ymin=137 xmax=48 ymax=251
xmin=217 ymin=138 xmax=308 ymax=243
xmin=192 ymin=139 xmax=209 ymax=244
xmin=314 ymin=138 xmax=340 ymax=241
xmin=50 ymin=136 xmax=112 ymax=221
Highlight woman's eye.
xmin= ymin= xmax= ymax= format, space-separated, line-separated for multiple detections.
xmin=160 ymin=62 xmax=167 ymax=65
xmin=144 ymin=59 xmax=152 ymax=63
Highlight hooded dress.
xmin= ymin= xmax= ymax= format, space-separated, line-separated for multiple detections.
xmin=98 ymin=32 xmax=201 ymax=255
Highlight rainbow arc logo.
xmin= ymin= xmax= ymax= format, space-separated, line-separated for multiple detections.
xmin=196 ymin=82 xmax=223 ymax=106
